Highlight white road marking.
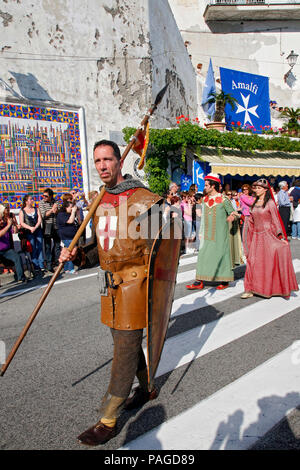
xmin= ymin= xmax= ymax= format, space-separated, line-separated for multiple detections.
xmin=121 ymin=345 xmax=300 ymax=450
xmin=179 ymin=255 xmax=198 ymax=266
xmin=155 ymin=287 xmax=300 ymax=378
xmin=0 ymin=272 xmax=98 ymax=298
xmin=176 ymin=269 xmax=196 ymax=284
xmin=172 ymin=258 xmax=300 ymax=317
xmin=172 ymin=279 xmax=244 ymax=316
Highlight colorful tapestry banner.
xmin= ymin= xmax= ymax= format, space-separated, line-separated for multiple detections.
xmin=220 ymin=67 xmax=271 ymax=133
xmin=0 ymin=103 xmax=84 ymax=209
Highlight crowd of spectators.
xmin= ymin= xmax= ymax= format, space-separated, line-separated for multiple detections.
xmin=0 ymin=188 xmax=93 ymax=285
xmin=217 ymin=179 xmax=300 ymax=240
xmin=162 ymin=177 xmax=300 ymax=254
xmin=1 ymin=177 xmax=299 ymax=285
xmin=163 ymin=182 xmax=203 ymax=254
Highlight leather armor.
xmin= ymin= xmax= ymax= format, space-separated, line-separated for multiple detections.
xmin=93 ymin=187 xmax=163 ymax=330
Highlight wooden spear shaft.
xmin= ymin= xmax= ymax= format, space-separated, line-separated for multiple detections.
xmin=0 ymin=83 xmax=169 ymax=377
xmin=0 ymin=140 xmax=137 ymax=378
xmin=0 ymin=185 xmax=106 ymax=377
xmin=0 ymin=117 xmax=152 ymax=377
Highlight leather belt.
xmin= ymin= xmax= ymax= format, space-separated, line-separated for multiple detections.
xmin=106 ymin=265 xmax=148 ymax=289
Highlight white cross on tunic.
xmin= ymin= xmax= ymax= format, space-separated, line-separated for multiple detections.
xmin=98 ymin=215 xmax=118 ymax=251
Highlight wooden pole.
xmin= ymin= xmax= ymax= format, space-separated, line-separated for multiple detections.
xmin=0 ymin=185 xmax=106 ymax=377
xmin=0 ymin=127 xmax=148 ymax=377
xmin=0 ymin=83 xmax=169 ymax=377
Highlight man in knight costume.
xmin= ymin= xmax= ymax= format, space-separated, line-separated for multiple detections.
xmin=59 ymin=140 xmax=163 ymax=446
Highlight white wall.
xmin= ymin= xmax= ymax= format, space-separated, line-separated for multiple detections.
xmin=0 ymin=0 xmax=197 ymax=191
xmin=169 ymin=0 xmax=300 ymax=125
xmin=148 ymin=0 xmax=198 ymax=127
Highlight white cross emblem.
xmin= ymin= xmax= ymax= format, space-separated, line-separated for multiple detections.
xmin=235 ymin=93 xmax=259 ymax=126
xmin=98 ymin=216 xmax=118 ymax=251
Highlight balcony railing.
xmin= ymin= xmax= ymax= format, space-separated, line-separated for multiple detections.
xmin=208 ymin=0 xmax=299 ymax=4
xmin=204 ymin=0 xmax=300 ymax=20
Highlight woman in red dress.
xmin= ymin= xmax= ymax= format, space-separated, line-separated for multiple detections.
xmin=241 ymin=178 xmax=298 ymax=299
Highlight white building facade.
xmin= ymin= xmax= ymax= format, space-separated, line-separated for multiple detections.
xmin=169 ymin=0 xmax=300 ymax=126
xmin=0 ymin=0 xmax=197 ymax=194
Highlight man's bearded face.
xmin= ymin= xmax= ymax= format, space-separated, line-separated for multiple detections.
xmin=204 ymin=181 xmax=213 ymax=195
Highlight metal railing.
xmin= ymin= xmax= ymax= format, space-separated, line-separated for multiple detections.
xmin=209 ymin=0 xmax=299 ymax=5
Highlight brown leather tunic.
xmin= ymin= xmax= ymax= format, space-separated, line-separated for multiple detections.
xmin=93 ymin=187 xmax=163 ymax=330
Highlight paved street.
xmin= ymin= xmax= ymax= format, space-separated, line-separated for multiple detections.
xmin=0 ymin=240 xmax=299 ymax=451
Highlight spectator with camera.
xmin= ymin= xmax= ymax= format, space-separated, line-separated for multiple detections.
xmin=39 ymin=188 xmax=61 ymax=273
xmin=57 ymin=199 xmax=79 ymax=274
xmin=69 ymin=189 xmax=88 ymax=245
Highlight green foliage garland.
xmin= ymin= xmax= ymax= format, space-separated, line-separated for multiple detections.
xmin=123 ymin=121 xmax=300 ymax=195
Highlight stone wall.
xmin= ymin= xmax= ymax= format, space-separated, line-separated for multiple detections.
xmin=0 ymin=0 xmax=197 ymax=191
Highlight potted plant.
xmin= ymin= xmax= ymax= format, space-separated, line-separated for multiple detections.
xmin=280 ymin=107 xmax=300 ymax=137
xmin=204 ymin=90 xmax=238 ymax=131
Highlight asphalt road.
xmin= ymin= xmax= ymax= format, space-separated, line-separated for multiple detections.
xmin=0 ymin=240 xmax=299 ymax=452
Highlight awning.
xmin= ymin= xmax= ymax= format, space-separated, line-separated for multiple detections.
xmin=194 ymin=147 xmax=300 ymax=177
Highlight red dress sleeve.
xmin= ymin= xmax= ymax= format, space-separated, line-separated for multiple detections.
xmin=242 ymin=212 xmax=254 ymax=258
xmin=268 ymin=200 xmax=285 ymax=238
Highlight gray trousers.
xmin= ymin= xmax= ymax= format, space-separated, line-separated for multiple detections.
xmin=108 ymin=328 xmax=147 ymax=398
xmin=100 ymin=328 xmax=147 ymax=420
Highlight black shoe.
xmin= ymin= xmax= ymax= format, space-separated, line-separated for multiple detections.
xmin=15 ymin=277 xmax=28 ymax=284
xmin=77 ymin=421 xmax=116 ymax=446
xmin=124 ymin=386 xmax=158 ymax=411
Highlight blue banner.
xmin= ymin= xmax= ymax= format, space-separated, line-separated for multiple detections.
xmin=193 ymin=160 xmax=205 ymax=192
xmin=201 ymin=59 xmax=216 ymax=120
xmin=180 ymin=174 xmax=192 ymax=191
xmin=220 ymin=67 xmax=271 ymax=133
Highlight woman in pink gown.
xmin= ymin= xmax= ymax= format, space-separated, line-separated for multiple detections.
xmin=241 ymin=178 xmax=298 ymax=299
xmin=239 ymin=184 xmax=255 ymax=239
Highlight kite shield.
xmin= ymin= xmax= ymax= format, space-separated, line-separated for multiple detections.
xmin=146 ymin=217 xmax=182 ymax=390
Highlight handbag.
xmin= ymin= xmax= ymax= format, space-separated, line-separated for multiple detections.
xmin=43 ymin=222 xmax=53 ymax=236
xmin=18 ymin=227 xmax=28 ymax=241
xmin=18 ymin=229 xmax=29 ymax=251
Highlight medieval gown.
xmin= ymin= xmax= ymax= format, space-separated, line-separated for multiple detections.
xmin=196 ymin=194 xmax=237 ymax=282
xmin=243 ymin=199 xmax=298 ymax=298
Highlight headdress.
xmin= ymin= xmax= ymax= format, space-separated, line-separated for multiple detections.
xmin=252 ymin=178 xmax=269 ymax=189
xmin=204 ymin=173 xmax=221 ymax=184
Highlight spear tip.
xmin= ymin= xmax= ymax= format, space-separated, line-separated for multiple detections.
xmin=154 ymin=82 xmax=169 ymax=107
